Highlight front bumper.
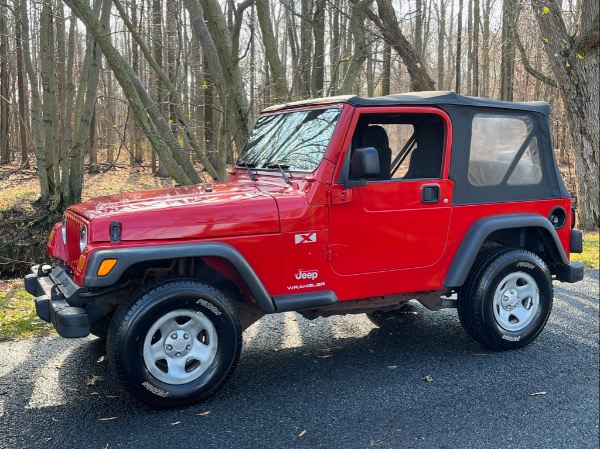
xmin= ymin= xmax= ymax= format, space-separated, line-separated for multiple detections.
xmin=24 ymin=265 xmax=90 ymax=338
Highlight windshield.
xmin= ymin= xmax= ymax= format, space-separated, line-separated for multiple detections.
xmin=236 ymin=108 xmax=341 ymax=172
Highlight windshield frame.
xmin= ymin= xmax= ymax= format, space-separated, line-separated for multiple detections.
xmin=236 ymin=106 xmax=343 ymax=174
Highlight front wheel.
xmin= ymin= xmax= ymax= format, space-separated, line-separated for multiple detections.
xmin=107 ymin=279 xmax=242 ymax=408
xmin=458 ymin=248 xmax=553 ymax=351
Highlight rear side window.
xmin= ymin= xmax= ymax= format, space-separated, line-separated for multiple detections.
xmin=468 ymin=114 xmax=542 ymax=186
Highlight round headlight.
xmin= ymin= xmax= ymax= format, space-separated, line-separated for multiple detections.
xmin=61 ymin=217 xmax=67 ymax=243
xmin=79 ymin=225 xmax=88 ymax=251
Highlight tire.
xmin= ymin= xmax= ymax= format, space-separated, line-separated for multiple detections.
xmin=107 ymin=278 xmax=242 ymax=408
xmin=366 ymin=303 xmax=418 ymax=327
xmin=458 ymin=247 xmax=553 ymax=351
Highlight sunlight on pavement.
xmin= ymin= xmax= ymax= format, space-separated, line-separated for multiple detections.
xmin=25 ymin=347 xmax=74 ymax=410
xmin=280 ymin=313 xmax=303 ymax=349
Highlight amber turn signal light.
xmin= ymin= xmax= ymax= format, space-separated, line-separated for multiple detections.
xmin=97 ymin=258 xmax=118 ymax=276
xmin=77 ymin=254 xmax=86 ymax=272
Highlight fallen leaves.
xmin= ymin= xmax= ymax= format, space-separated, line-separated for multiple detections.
xmin=86 ymin=375 xmax=103 ymax=386
xmin=529 ymin=391 xmax=548 ymax=396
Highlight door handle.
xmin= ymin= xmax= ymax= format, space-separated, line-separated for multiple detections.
xmin=421 ymin=184 xmax=440 ymax=203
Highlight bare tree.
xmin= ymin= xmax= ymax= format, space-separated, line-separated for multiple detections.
xmin=64 ymin=0 xmax=199 ymax=186
xmin=256 ymin=0 xmax=288 ymax=102
xmin=455 ymin=0 xmax=463 ymax=93
xmin=15 ymin=0 xmax=29 ymax=168
xmin=529 ymin=0 xmax=599 ymax=229
xmin=0 ymin=3 xmax=9 ymax=164
xmin=500 ymin=0 xmax=518 ymax=100
xmin=365 ymin=0 xmax=436 ymax=91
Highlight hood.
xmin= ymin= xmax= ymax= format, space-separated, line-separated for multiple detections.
xmin=69 ymin=183 xmax=281 ymax=242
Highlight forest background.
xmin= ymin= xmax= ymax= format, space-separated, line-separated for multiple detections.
xmin=0 ymin=0 xmax=598 ymax=276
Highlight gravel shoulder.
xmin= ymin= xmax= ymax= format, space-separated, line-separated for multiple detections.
xmin=1 ymin=271 xmax=598 ymax=449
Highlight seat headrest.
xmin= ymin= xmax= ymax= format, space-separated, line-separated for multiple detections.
xmin=360 ymin=125 xmax=389 ymax=148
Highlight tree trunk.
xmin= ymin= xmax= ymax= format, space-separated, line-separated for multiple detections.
xmin=436 ymin=0 xmax=446 ymax=90
xmin=188 ymin=0 xmax=251 ymax=156
xmin=88 ymin=107 xmax=99 ymax=173
xmin=61 ymin=14 xmax=76 ymax=200
xmin=312 ymin=0 xmax=326 ymax=96
xmin=530 ymin=0 xmax=599 ymax=229
xmin=152 ymin=0 xmax=169 ymax=177
xmin=329 ymin=1 xmax=341 ymax=95
xmin=256 ymin=0 xmax=288 ymax=102
xmin=481 ymin=0 xmax=491 ymax=96
xmin=500 ymin=0 xmax=517 ymax=101
xmin=40 ymin=0 xmax=60 ymax=200
xmin=339 ymin=0 xmax=370 ymax=94
xmin=472 ymin=0 xmax=480 ymax=96
xmin=114 ymin=0 xmax=217 ymax=179
xmin=15 ymin=1 xmax=29 ymax=169
xmin=67 ymin=0 xmax=111 ymax=204
xmin=64 ymin=0 xmax=196 ymax=186
xmin=130 ymin=0 xmax=143 ymax=164
xmin=368 ymin=0 xmax=436 ymax=91
xmin=455 ymin=0 xmax=463 ymax=93
xmin=299 ymin=0 xmax=312 ymax=98
xmin=0 ymin=4 xmax=10 ymax=165
xmin=382 ymin=42 xmax=391 ymax=95
xmin=415 ymin=0 xmax=423 ymax=58
xmin=22 ymin=0 xmax=50 ymax=201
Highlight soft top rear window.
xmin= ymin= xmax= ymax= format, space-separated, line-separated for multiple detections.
xmin=468 ymin=114 xmax=542 ymax=187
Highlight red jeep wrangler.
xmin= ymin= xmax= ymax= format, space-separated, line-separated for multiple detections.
xmin=25 ymin=92 xmax=584 ymax=408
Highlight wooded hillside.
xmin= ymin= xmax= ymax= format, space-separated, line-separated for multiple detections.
xmin=0 ymin=0 xmax=598 ymax=229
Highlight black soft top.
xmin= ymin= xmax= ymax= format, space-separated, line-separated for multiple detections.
xmin=263 ymin=91 xmax=550 ymax=116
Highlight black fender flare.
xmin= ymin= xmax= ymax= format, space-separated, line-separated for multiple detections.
xmin=84 ymin=242 xmax=277 ymax=313
xmin=443 ymin=213 xmax=568 ymax=288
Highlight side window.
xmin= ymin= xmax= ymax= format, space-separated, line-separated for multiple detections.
xmin=351 ymin=114 xmax=445 ymax=181
xmin=468 ymin=114 xmax=542 ymax=186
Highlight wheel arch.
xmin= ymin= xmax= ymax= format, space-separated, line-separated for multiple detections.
xmin=443 ymin=214 xmax=568 ymax=288
xmin=84 ymin=242 xmax=276 ymax=313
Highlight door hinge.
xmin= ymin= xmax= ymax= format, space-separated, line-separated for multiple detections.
xmin=330 ymin=188 xmax=352 ymax=205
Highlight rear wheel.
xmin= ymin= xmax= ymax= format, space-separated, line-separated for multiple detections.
xmin=107 ymin=278 xmax=242 ymax=408
xmin=458 ymin=248 xmax=553 ymax=350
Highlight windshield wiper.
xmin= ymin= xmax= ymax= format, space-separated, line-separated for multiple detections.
xmin=267 ymin=163 xmax=291 ymax=184
xmin=238 ymin=162 xmax=256 ymax=181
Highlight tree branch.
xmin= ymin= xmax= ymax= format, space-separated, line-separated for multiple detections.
xmin=514 ymin=28 xmax=557 ymax=87
xmin=574 ymin=13 xmax=600 ymax=55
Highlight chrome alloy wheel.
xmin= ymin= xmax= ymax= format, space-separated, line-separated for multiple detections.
xmin=492 ymin=271 xmax=539 ymax=332
xmin=143 ymin=309 xmax=218 ymax=385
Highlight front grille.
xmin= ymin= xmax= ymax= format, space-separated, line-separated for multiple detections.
xmin=65 ymin=214 xmax=83 ymax=268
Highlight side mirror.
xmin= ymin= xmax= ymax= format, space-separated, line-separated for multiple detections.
xmin=351 ymin=147 xmax=380 ymax=179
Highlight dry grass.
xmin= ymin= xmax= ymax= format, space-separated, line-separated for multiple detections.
xmin=0 ymin=164 xmax=177 ymax=212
